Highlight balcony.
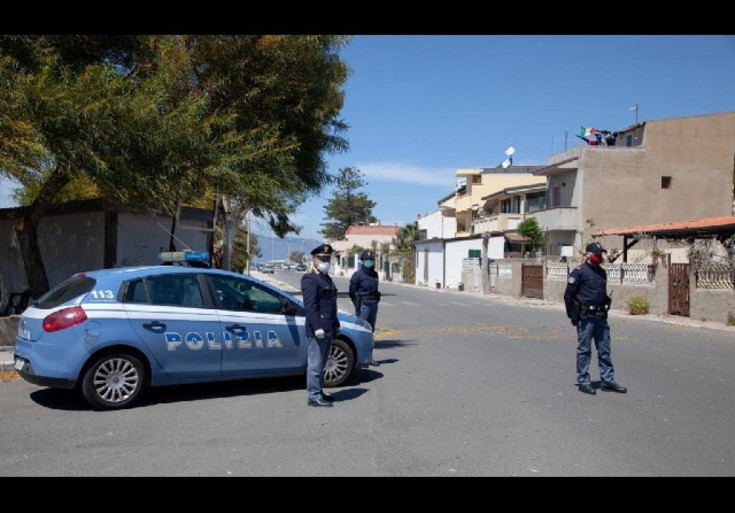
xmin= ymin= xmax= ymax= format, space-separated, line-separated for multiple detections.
xmin=530 ymin=207 xmax=580 ymax=231
xmin=472 ymin=213 xmax=525 ymax=234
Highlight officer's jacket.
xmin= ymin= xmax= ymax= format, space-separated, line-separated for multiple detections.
xmin=301 ymin=269 xmax=340 ymax=338
xmin=563 ymin=261 xmax=608 ymax=318
xmin=349 ymin=267 xmax=380 ymax=308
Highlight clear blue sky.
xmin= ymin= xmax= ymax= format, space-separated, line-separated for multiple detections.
xmin=3 ymin=35 xmax=734 ymax=242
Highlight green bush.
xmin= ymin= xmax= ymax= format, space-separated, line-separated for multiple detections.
xmin=727 ymin=312 xmax=735 ymax=326
xmin=627 ymin=292 xmax=651 ymax=315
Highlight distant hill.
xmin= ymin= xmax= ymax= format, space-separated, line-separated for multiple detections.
xmin=254 ymin=235 xmax=322 ymax=263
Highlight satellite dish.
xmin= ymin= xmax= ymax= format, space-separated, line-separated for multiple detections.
xmin=504 ymin=146 xmax=515 ymax=156
xmin=501 ymin=158 xmax=511 ymax=169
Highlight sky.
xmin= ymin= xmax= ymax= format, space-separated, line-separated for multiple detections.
xmin=2 ymin=35 xmax=735 ymax=241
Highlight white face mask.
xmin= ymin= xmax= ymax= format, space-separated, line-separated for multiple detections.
xmin=317 ymin=262 xmax=331 ymax=274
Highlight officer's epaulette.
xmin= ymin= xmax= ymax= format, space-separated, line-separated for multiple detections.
xmin=575 ymin=265 xmax=583 ymax=270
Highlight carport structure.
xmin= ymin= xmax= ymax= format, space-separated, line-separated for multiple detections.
xmin=593 ymin=215 xmax=735 ymax=263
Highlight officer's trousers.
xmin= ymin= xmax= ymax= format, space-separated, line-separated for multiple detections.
xmin=307 ymin=335 xmax=332 ymax=401
xmin=575 ymin=313 xmax=616 ymax=386
xmin=357 ymin=299 xmax=379 ymax=332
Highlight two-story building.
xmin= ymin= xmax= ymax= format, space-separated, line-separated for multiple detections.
xmin=415 ymin=166 xmax=546 ymax=289
xmin=532 ymin=111 xmax=735 ymax=261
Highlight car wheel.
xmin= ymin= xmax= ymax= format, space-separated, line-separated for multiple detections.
xmin=324 ymin=338 xmax=355 ymax=387
xmin=81 ymin=353 xmax=146 ymax=410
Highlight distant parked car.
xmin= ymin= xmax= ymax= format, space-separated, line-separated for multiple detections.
xmin=262 ymin=263 xmax=275 ymax=274
xmin=295 ymin=263 xmax=307 ymax=272
xmin=13 ymin=259 xmax=375 ymax=410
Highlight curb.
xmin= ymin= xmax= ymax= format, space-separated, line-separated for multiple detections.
xmin=0 ymin=347 xmax=14 ymax=373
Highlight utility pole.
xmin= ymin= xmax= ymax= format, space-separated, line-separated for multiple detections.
xmin=245 ymin=209 xmax=251 ymax=276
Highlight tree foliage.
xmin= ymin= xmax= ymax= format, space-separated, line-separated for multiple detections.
xmin=517 ymin=217 xmax=546 ymax=251
xmin=0 ymin=35 xmax=351 ymax=295
xmin=320 ymin=166 xmax=377 ymax=241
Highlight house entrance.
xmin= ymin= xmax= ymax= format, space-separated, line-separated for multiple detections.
xmin=668 ymin=263 xmax=690 ymax=317
xmin=522 ymin=264 xmax=543 ymax=299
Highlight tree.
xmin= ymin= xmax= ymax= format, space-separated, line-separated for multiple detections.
xmin=185 ymin=35 xmax=351 ymax=270
xmin=517 ymin=217 xmax=546 ymax=251
xmin=320 ymin=166 xmax=377 ymax=241
xmin=1 ymin=35 xmax=352 ymax=294
xmin=393 ymin=222 xmax=419 ymax=284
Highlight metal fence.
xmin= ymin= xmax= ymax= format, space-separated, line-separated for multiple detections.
xmin=546 ymin=262 xmax=656 ymax=284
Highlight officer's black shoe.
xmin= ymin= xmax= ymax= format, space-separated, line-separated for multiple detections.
xmin=370 ymin=359 xmax=380 ymax=367
xmin=321 ymin=393 xmax=335 ymax=402
xmin=601 ymin=383 xmax=627 ymax=393
xmin=578 ymin=384 xmax=596 ymax=395
xmin=308 ymin=398 xmax=333 ymax=407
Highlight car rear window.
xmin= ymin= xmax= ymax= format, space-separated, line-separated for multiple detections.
xmin=35 ymin=275 xmax=97 ymax=309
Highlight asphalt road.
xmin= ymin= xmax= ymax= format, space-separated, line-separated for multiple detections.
xmin=1 ymin=270 xmax=734 ymax=477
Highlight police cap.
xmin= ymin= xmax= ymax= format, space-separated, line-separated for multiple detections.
xmin=310 ymin=244 xmax=334 ymax=257
xmin=360 ymin=250 xmax=374 ymax=261
xmin=585 ymin=242 xmax=607 ymax=254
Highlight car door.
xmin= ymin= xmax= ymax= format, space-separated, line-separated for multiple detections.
xmin=123 ymin=273 xmax=223 ymax=379
xmin=206 ymin=274 xmax=306 ymax=377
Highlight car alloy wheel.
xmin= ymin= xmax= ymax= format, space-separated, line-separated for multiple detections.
xmin=81 ymin=353 xmax=145 ymax=410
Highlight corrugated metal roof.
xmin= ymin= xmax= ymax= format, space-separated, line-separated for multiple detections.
xmin=594 ymin=216 xmax=735 ymax=237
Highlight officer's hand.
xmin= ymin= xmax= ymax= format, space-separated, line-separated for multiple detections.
xmin=571 ymin=319 xmax=578 ymax=327
xmin=314 ymin=329 xmax=325 ymax=339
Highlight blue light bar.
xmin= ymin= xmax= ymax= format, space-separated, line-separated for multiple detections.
xmin=159 ymin=250 xmax=210 ymax=263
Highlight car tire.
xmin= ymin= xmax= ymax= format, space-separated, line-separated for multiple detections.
xmin=324 ymin=338 xmax=355 ymax=388
xmin=81 ymin=352 xmax=146 ymax=410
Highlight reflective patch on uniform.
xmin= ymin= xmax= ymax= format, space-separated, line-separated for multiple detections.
xmin=568 ymin=277 xmax=576 ymax=284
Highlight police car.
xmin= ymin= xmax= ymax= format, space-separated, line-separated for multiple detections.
xmin=13 ymin=251 xmax=375 ymax=410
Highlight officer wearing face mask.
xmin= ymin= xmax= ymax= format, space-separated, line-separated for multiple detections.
xmin=301 ymin=244 xmax=340 ymax=407
xmin=564 ymin=242 xmax=627 ymax=396
xmin=349 ymin=250 xmax=381 ymax=366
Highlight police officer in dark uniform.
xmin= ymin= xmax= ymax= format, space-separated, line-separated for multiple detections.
xmin=301 ymin=244 xmax=340 ymax=407
xmin=349 ymin=250 xmax=381 ymax=366
xmin=564 ymin=242 xmax=627 ymax=395
xmin=349 ymin=250 xmax=381 ymax=332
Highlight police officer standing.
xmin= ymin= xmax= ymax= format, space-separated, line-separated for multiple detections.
xmin=349 ymin=250 xmax=381 ymax=331
xmin=564 ymin=242 xmax=627 ymax=395
xmin=349 ymin=250 xmax=381 ymax=366
xmin=301 ymin=244 xmax=340 ymax=407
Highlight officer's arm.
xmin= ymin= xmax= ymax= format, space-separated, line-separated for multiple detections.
xmin=301 ymin=277 xmax=322 ymax=330
xmin=348 ymin=274 xmax=359 ymax=306
xmin=563 ymin=272 xmax=581 ymax=319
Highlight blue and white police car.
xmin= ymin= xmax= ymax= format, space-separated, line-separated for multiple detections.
xmin=13 ymin=252 xmax=375 ymax=410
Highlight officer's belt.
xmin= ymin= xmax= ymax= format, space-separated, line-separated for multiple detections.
xmin=360 ymin=294 xmax=380 ymax=301
xmin=583 ymin=304 xmax=608 ymax=311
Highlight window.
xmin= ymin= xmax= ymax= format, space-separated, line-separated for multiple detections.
xmin=526 ymin=192 xmax=546 ymax=213
xmin=661 ymin=176 xmax=672 ymax=189
xmin=208 ymin=275 xmax=285 ymax=314
xmin=146 ymin=275 xmax=203 ymax=307
xmin=124 ymin=279 xmax=148 ymax=303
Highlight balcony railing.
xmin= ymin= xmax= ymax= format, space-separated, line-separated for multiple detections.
xmin=530 ymin=207 xmax=579 ymax=231
xmin=472 ymin=213 xmax=524 ymax=234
